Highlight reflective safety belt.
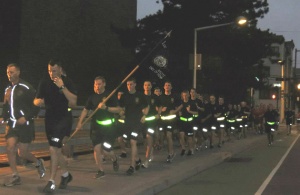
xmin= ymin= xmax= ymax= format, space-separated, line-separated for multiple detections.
xmin=217 ymin=117 xmax=225 ymax=121
xmin=103 ymin=142 xmax=112 ymax=149
xmin=211 ymin=126 xmax=217 ymax=130
xmin=227 ymin=119 xmax=236 ymax=123
xmin=236 ymin=118 xmax=243 ymax=122
xmin=241 ymin=115 xmax=248 ymax=119
xmin=267 ymin=121 xmax=276 ymax=125
xmin=147 ymin=128 xmax=155 ymax=134
xmin=96 ymin=118 xmax=115 ymax=126
xmin=118 ymin=119 xmax=125 ymax=123
xmin=68 ymin=108 xmax=72 ymax=112
xmin=179 ymin=116 xmax=193 ymax=122
xmin=145 ymin=116 xmax=156 ymax=121
xmin=161 ymin=115 xmax=176 ymax=120
xmin=193 ymin=114 xmax=198 ymax=117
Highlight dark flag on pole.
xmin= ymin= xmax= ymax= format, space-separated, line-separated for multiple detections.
xmin=147 ymin=40 xmax=169 ymax=79
xmin=140 ymin=31 xmax=172 ymax=80
xmin=65 ymin=31 xmax=172 ymax=144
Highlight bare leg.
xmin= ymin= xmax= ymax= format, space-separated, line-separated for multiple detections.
xmin=166 ymin=131 xmax=174 ymax=155
xmin=187 ymin=136 xmax=194 ymax=152
xmin=6 ymin=137 xmax=18 ymax=175
xmin=179 ymin=132 xmax=185 ymax=150
xmin=94 ymin=144 xmax=104 ymax=171
xmin=209 ymin=132 xmax=214 ymax=147
xmin=158 ymin=130 xmax=165 ymax=148
xmin=130 ymin=139 xmax=138 ymax=167
xmin=18 ymin=143 xmax=39 ymax=164
xmin=117 ymin=136 xmax=126 ymax=154
xmin=145 ymin=134 xmax=153 ymax=159
xmin=62 ymin=136 xmax=73 ymax=158
xmin=49 ymin=146 xmax=68 ymax=181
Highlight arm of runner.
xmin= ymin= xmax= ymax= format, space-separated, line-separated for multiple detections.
xmin=76 ymin=108 xmax=89 ymax=130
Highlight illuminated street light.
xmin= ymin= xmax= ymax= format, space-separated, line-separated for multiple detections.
xmin=193 ymin=16 xmax=248 ymax=88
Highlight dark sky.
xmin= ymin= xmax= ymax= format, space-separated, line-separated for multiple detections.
xmin=257 ymin=0 xmax=300 ymax=67
xmin=138 ymin=0 xmax=300 ymax=66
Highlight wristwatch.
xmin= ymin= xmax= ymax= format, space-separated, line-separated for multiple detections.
xmin=59 ymin=85 xmax=65 ymax=90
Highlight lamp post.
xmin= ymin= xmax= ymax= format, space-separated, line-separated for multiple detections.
xmin=294 ymin=49 xmax=300 ymax=111
xmin=278 ymin=60 xmax=285 ymax=122
xmin=193 ymin=17 xmax=247 ymax=88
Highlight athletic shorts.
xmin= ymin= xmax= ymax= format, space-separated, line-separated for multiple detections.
xmin=115 ymin=119 xmax=126 ymax=138
xmin=5 ymin=121 xmax=35 ymax=143
xmin=45 ymin=114 xmax=73 ymax=148
xmin=90 ymin=122 xmax=116 ymax=148
xmin=178 ymin=121 xmax=194 ymax=136
xmin=159 ymin=118 xmax=177 ymax=133
xmin=124 ymin=122 xmax=143 ymax=141
xmin=286 ymin=119 xmax=293 ymax=125
xmin=142 ymin=120 xmax=157 ymax=138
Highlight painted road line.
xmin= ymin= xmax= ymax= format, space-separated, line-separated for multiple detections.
xmin=255 ymin=134 xmax=300 ymax=195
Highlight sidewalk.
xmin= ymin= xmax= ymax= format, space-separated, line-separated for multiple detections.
xmin=0 ymin=127 xmax=284 ymax=195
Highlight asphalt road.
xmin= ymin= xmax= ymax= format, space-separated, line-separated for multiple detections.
xmin=158 ymin=131 xmax=299 ymax=195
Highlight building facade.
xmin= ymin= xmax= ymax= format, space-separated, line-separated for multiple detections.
xmin=253 ymin=37 xmax=295 ymax=122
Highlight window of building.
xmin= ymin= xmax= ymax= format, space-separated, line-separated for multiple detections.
xmin=271 ymin=46 xmax=280 ymax=57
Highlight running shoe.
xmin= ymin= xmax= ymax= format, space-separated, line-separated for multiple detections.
xmin=94 ymin=170 xmax=105 ymax=179
xmin=4 ymin=175 xmax=21 ymax=187
xmin=166 ymin=153 xmax=176 ymax=163
xmin=113 ymin=158 xmax=119 ymax=172
xmin=43 ymin=181 xmax=55 ymax=193
xmin=126 ymin=166 xmax=135 ymax=175
xmin=119 ymin=152 xmax=127 ymax=158
xmin=187 ymin=150 xmax=193 ymax=156
xmin=180 ymin=149 xmax=186 ymax=156
xmin=36 ymin=159 xmax=46 ymax=178
xmin=142 ymin=159 xmax=150 ymax=168
xmin=58 ymin=173 xmax=73 ymax=189
xmin=135 ymin=159 xmax=142 ymax=170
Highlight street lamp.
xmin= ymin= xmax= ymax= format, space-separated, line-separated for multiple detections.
xmin=193 ymin=16 xmax=247 ymax=88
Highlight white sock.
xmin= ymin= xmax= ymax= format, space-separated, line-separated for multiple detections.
xmin=62 ymin=171 xmax=69 ymax=177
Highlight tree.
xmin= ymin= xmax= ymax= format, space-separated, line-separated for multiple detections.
xmin=121 ymin=0 xmax=280 ymax=101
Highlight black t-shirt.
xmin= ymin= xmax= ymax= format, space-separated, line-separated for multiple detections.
xmin=239 ymin=107 xmax=250 ymax=117
xmin=227 ymin=109 xmax=239 ymax=119
xmin=193 ymin=99 xmax=205 ymax=119
xmin=205 ymin=102 xmax=219 ymax=124
xmin=264 ymin=110 xmax=279 ymax=122
xmin=285 ymin=110 xmax=294 ymax=120
xmin=160 ymin=93 xmax=181 ymax=116
xmin=144 ymin=94 xmax=160 ymax=116
xmin=85 ymin=91 xmax=118 ymax=123
xmin=35 ymin=75 xmax=77 ymax=119
xmin=217 ymin=103 xmax=227 ymax=116
xmin=119 ymin=91 xmax=148 ymax=124
xmin=181 ymin=100 xmax=193 ymax=118
xmin=189 ymin=98 xmax=201 ymax=113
